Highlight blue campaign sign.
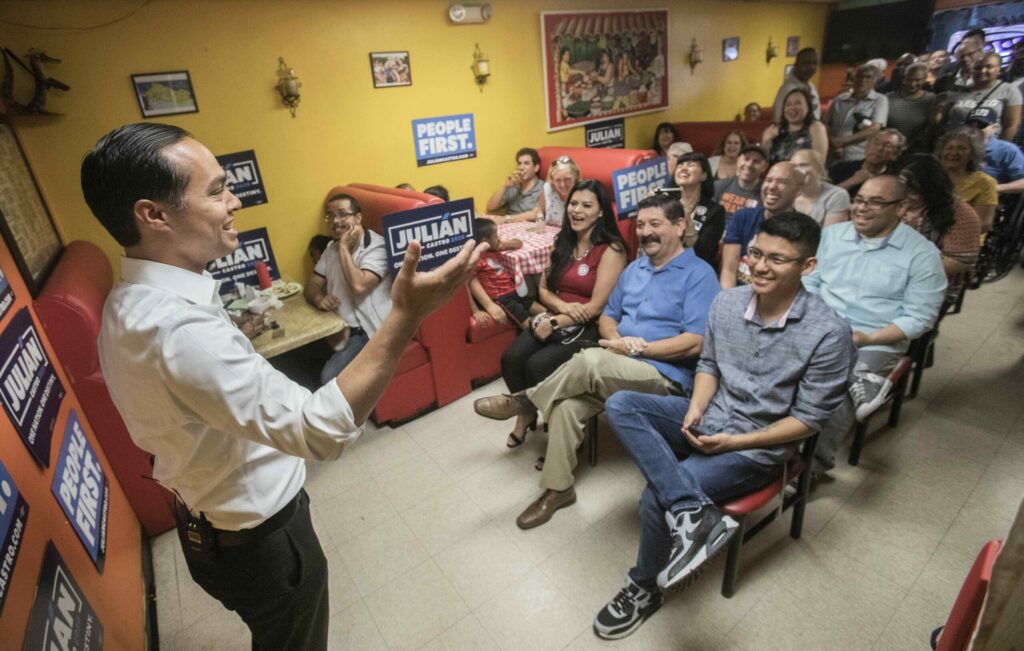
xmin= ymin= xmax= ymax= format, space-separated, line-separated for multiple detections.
xmin=382 ymin=198 xmax=475 ymax=278
xmin=216 ymin=149 xmax=268 ymax=208
xmin=0 ymin=308 xmax=65 ymax=467
xmin=206 ymin=227 xmax=282 ymax=297
xmin=23 ymin=542 xmax=103 ymax=651
xmin=0 ymin=266 xmax=14 ymax=324
xmin=51 ymin=411 xmax=108 ymax=573
xmin=0 ymin=458 xmax=29 ymax=619
xmin=611 ymin=157 xmax=670 ymax=220
xmin=585 ymin=118 xmax=625 ymax=149
xmin=411 ymin=113 xmax=477 ymax=167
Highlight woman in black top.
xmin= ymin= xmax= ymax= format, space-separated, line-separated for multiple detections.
xmin=671 ymin=152 xmax=726 ymax=268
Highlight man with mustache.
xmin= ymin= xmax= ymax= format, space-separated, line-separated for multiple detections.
xmin=474 ymin=192 xmax=720 ymax=529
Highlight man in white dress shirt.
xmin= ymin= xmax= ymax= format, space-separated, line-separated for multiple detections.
xmin=80 ymin=123 xmax=483 ymax=650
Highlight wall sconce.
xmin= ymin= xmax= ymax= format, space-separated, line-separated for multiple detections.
xmin=471 ymin=43 xmax=490 ymax=91
xmin=687 ymin=38 xmax=704 ymax=74
xmin=275 ymin=57 xmax=301 ymax=117
xmin=766 ymin=37 xmax=779 ymax=64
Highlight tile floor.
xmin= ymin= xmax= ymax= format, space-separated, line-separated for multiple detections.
xmin=154 ymin=267 xmax=1024 ymax=650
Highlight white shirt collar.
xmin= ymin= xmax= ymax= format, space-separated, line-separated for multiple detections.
xmin=120 ymin=256 xmax=221 ymax=306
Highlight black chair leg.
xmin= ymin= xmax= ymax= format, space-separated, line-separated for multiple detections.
xmin=888 ymin=375 xmax=909 ymax=428
xmin=848 ymin=419 xmax=869 ymax=466
xmin=587 ymin=415 xmax=598 ymax=467
xmin=721 ymin=516 xmax=747 ymax=599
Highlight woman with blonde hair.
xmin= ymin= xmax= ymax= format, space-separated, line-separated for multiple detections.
xmin=505 ymin=155 xmax=582 ymax=225
xmin=790 ymin=149 xmax=850 ymax=227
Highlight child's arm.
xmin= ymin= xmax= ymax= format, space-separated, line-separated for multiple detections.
xmin=469 ymin=277 xmax=508 ymax=326
xmin=498 ymin=238 xmax=523 ymax=251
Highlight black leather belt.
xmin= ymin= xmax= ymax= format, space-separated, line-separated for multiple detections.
xmin=349 ymin=326 xmax=366 ymax=337
xmin=174 ymin=490 xmax=302 ymax=548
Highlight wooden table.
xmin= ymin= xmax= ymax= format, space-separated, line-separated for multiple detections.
xmin=251 ymin=294 xmax=346 ymax=359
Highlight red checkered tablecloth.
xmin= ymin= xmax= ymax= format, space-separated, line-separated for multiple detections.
xmin=496 ymin=222 xmax=560 ymax=287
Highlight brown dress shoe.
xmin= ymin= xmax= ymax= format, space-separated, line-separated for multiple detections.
xmin=516 ymin=487 xmax=577 ymax=530
xmin=474 ymin=393 xmax=536 ymax=421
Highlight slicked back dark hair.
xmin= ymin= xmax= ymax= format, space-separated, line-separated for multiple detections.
xmin=81 ymin=123 xmax=192 ymax=247
xmin=637 ymin=191 xmax=684 ymax=224
xmin=758 ymin=211 xmax=820 ymax=259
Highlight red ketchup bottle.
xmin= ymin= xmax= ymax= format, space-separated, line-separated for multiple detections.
xmin=255 ymin=261 xmax=272 ymax=290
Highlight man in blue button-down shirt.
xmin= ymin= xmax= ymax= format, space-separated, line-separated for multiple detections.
xmin=804 ymin=175 xmax=946 ymax=472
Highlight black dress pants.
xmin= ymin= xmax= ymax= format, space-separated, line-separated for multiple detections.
xmin=179 ymin=490 xmax=329 ymax=651
xmin=500 ymin=324 xmax=600 ymax=393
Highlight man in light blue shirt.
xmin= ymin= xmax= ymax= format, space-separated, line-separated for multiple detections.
xmin=803 ymin=176 xmax=945 ymax=472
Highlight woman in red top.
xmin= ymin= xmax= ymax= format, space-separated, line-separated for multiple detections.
xmin=501 ymin=179 xmax=628 ymax=448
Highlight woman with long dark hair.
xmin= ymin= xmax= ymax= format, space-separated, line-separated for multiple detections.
xmin=761 ymin=88 xmax=828 ymax=164
xmin=671 ymin=152 xmax=726 ymax=266
xmin=651 ymin=122 xmax=681 ymax=156
xmin=498 ymin=179 xmax=628 ymax=449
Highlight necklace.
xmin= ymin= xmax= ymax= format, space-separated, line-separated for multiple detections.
xmin=572 ymin=244 xmax=593 ymax=260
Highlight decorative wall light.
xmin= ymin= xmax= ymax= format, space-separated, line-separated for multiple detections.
xmin=275 ymin=57 xmax=301 ymax=117
xmin=471 ymin=43 xmax=490 ymax=91
xmin=766 ymin=37 xmax=779 ymax=64
xmin=688 ymin=38 xmax=704 ymax=74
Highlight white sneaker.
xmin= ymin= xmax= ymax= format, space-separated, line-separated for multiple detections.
xmin=850 ymin=372 xmax=892 ymax=422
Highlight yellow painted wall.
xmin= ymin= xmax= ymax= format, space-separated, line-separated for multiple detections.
xmin=0 ymin=0 xmax=827 ymax=283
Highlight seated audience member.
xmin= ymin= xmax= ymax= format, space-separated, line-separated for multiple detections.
xmin=791 ymin=149 xmax=851 ymax=227
xmin=662 ymin=142 xmax=696 ymax=189
xmin=670 ymin=152 xmax=726 ymax=266
xmin=709 ymin=130 xmax=748 ymax=180
xmin=937 ymin=126 xmax=998 ymax=231
xmin=830 ymin=129 xmax=906 ymax=197
xmin=772 ymin=48 xmax=821 ymax=123
xmin=944 ymin=52 xmax=1022 ymax=141
xmin=878 ymin=53 xmax=917 ymax=94
xmin=495 ymin=180 xmax=628 ymax=449
xmin=720 ymin=161 xmax=804 ymax=288
xmin=305 ymin=193 xmax=393 ymax=384
xmin=804 ymin=176 xmax=946 ymax=473
xmin=474 ymin=193 xmax=719 ymax=528
xmin=652 ymin=122 xmax=682 ymax=157
xmin=865 ymin=58 xmax=890 ymax=89
xmin=593 ymin=213 xmax=855 ymax=639
xmin=308 ymin=234 xmax=331 ymax=264
xmin=965 ymin=107 xmax=1024 ymax=192
xmin=468 ymin=218 xmax=534 ymax=329
xmin=886 ymin=62 xmax=936 ymax=149
xmin=743 ymin=102 xmax=763 ymax=122
xmin=826 ymin=64 xmax=889 ymax=162
xmin=926 ymin=50 xmax=949 ymax=88
xmin=395 ymin=182 xmax=416 ymax=191
xmin=762 ymin=87 xmax=829 ymax=163
xmin=933 ymin=29 xmax=986 ymax=93
xmin=423 ymin=185 xmax=449 ymax=201
xmin=714 ymin=144 xmax=769 ymax=218
xmin=899 ymin=154 xmax=981 ymax=305
xmin=531 ymin=155 xmax=582 ymax=226
xmin=486 ymin=147 xmax=543 ymax=218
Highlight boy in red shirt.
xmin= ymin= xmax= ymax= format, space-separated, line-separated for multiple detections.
xmin=469 ymin=219 xmax=538 ymax=328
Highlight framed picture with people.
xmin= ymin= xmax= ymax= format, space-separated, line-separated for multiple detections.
xmin=369 ymin=51 xmax=412 ymax=88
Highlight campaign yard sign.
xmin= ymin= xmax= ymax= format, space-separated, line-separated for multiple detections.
xmin=382 ymin=198 xmax=475 ymax=277
xmin=0 ymin=266 xmax=14 ymax=324
xmin=51 ymin=412 xmax=108 ymax=573
xmin=412 ymin=113 xmax=476 ymax=166
xmin=206 ymin=227 xmax=281 ymax=297
xmin=216 ymin=150 xmax=268 ymax=208
xmin=585 ymin=118 xmax=625 ymax=149
xmin=23 ymin=542 xmax=103 ymax=651
xmin=0 ymin=308 xmax=65 ymax=467
xmin=0 ymin=458 xmax=29 ymax=619
xmin=611 ymin=157 xmax=669 ymax=220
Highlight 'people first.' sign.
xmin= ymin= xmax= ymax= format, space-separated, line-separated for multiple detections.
xmin=51 ymin=411 xmax=109 ymax=573
xmin=412 ymin=113 xmax=476 ymax=167
xmin=382 ymin=198 xmax=475 ymax=277
xmin=611 ymin=156 xmax=670 ymax=220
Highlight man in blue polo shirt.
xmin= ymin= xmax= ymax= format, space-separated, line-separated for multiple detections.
xmin=474 ymin=193 xmax=720 ymax=529
xmin=965 ymin=107 xmax=1024 ymax=192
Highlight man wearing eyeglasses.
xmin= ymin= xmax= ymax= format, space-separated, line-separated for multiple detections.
xmin=305 ymin=193 xmax=393 ymax=383
xmin=803 ymin=176 xmax=945 ymax=474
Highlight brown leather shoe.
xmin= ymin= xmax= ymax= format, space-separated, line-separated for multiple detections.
xmin=516 ymin=487 xmax=577 ymax=530
xmin=474 ymin=393 xmax=535 ymax=421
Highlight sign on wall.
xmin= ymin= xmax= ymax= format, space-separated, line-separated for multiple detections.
xmin=0 ymin=308 xmax=65 ymax=467
xmin=22 ymin=542 xmax=103 ymax=651
xmin=585 ymin=118 xmax=625 ymax=149
xmin=0 ymin=265 xmax=14 ymax=323
xmin=0 ymin=457 xmax=29 ymax=619
xmin=611 ymin=157 xmax=669 ymax=219
xmin=382 ymin=199 xmax=475 ymax=277
xmin=216 ymin=150 xmax=268 ymax=208
xmin=541 ymin=10 xmax=669 ymax=132
xmin=51 ymin=411 xmax=108 ymax=573
xmin=206 ymin=227 xmax=281 ymax=297
xmin=411 ymin=114 xmax=477 ymax=166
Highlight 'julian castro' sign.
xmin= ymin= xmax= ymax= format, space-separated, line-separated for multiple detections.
xmin=382 ymin=198 xmax=475 ymax=277
xmin=206 ymin=227 xmax=281 ymax=297
xmin=611 ymin=156 xmax=669 ymax=220
xmin=412 ymin=113 xmax=477 ymax=167
xmin=585 ymin=118 xmax=625 ymax=149
xmin=216 ymin=150 xmax=268 ymax=208
xmin=23 ymin=542 xmax=103 ymax=651
xmin=51 ymin=411 xmax=109 ymax=573
xmin=0 ymin=458 xmax=29 ymax=619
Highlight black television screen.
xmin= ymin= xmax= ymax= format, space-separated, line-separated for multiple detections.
xmin=823 ymin=0 xmax=935 ymax=64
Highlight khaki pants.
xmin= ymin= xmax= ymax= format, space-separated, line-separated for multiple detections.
xmin=526 ymin=348 xmax=679 ymax=491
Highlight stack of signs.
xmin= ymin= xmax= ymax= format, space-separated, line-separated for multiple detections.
xmin=412 ymin=114 xmax=476 ymax=167
xmin=51 ymin=411 xmax=108 ymax=573
xmin=22 ymin=542 xmax=103 ymax=651
xmin=0 ymin=266 xmax=14 ymax=322
xmin=611 ymin=157 xmax=670 ymax=220
xmin=382 ymin=198 xmax=475 ymax=277
xmin=0 ymin=308 xmax=65 ymax=467
xmin=216 ymin=150 xmax=268 ymax=208
xmin=0 ymin=458 xmax=29 ymax=618
xmin=585 ymin=118 xmax=625 ymax=149
xmin=206 ymin=227 xmax=281 ymax=298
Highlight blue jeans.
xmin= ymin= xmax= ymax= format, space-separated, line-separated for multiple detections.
xmin=319 ymin=332 xmax=369 ymax=385
xmin=605 ymin=391 xmax=782 ymax=589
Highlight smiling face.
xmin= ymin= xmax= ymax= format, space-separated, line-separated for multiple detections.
xmin=723 ymin=133 xmax=743 ymax=158
xmin=657 ymin=126 xmax=676 ymax=151
xmin=748 ymin=232 xmax=814 ymax=297
xmin=973 ymin=53 xmax=1001 ymax=86
xmin=761 ymin=163 xmax=802 ymax=214
xmin=929 ymin=50 xmax=949 ymax=71
xmin=744 ymin=103 xmax=761 ymax=121
xmin=940 ymin=135 xmax=973 ymax=172
xmin=673 ymin=159 xmax=705 ymax=188
xmin=737 ymin=151 xmax=768 ymax=185
xmin=783 ymin=91 xmax=809 ymax=125
xmin=903 ymin=65 xmax=927 ymax=95
xmin=851 ymin=177 xmax=904 ymax=238
xmin=324 ymin=197 xmax=362 ymax=241
xmin=550 ymin=167 xmax=577 ymax=200
xmin=635 ymin=205 xmax=684 ymax=265
xmin=565 ymin=189 xmax=601 ymax=236
xmin=865 ymin=132 xmax=903 ymax=165
xmin=794 ymin=50 xmax=818 ymax=82
xmin=517 ymin=154 xmax=539 ymax=182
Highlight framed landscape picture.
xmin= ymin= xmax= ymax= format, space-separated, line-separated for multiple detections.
xmin=131 ymin=70 xmax=199 ymax=118
xmin=370 ymin=51 xmax=412 ymax=88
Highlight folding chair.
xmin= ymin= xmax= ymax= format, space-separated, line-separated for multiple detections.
xmin=934 ymin=540 xmax=1002 ymax=651
xmin=848 ymin=355 xmax=912 ymax=466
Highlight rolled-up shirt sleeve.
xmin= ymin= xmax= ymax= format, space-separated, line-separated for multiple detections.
xmin=892 ymin=247 xmax=947 ymax=341
xmin=789 ymin=322 xmax=857 ymax=432
xmin=695 ymin=294 xmax=722 ymax=378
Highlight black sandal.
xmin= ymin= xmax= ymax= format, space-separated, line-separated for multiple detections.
xmin=506 ymin=415 xmax=538 ymax=448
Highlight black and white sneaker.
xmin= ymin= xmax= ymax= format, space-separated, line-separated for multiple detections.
xmin=657 ymin=505 xmax=738 ymax=591
xmin=593 ymin=577 xmax=663 ymax=640
xmin=850 ymin=372 xmax=891 ymax=422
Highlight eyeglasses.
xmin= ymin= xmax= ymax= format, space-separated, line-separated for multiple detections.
xmin=323 ymin=210 xmax=357 ymax=222
xmin=747 ymin=247 xmax=804 ymax=267
xmin=851 ymin=196 xmax=903 ymax=210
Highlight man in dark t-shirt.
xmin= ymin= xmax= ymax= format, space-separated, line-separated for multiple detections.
xmin=713 ymin=144 xmax=768 ymax=218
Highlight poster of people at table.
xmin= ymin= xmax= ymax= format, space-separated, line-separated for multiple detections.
xmin=541 ymin=9 xmax=669 ymax=132
xmin=22 ymin=542 xmax=103 ymax=651
xmin=0 ymin=457 xmax=29 ymax=619
xmin=0 ymin=308 xmax=65 ymax=467
xmin=50 ymin=411 xmax=109 ymax=573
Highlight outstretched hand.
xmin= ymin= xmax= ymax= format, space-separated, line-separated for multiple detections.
xmin=391 ymin=239 xmax=488 ymax=325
